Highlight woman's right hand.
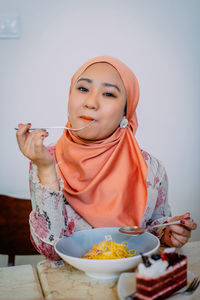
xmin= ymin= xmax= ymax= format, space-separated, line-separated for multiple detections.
xmin=16 ymin=123 xmax=60 ymax=190
xmin=16 ymin=123 xmax=54 ymax=169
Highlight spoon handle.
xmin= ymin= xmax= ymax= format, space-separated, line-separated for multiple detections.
xmin=14 ymin=120 xmax=95 ymax=132
xmin=148 ymin=220 xmax=181 ymax=230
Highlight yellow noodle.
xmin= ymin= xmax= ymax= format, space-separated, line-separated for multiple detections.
xmin=82 ymin=240 xmax=136 ymax=259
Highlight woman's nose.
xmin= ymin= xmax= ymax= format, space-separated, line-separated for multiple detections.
xmin=83 ymin=93 xmax=99 ymax=110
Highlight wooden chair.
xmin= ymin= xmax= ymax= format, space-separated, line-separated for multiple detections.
xmin=0 ymin=194 xmax=39 ymax=266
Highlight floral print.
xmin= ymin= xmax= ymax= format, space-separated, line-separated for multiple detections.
xmin=30 ymin=210 xmax=49 ymax=239
xmin=29 ymin=146 xmax=171 ymax=260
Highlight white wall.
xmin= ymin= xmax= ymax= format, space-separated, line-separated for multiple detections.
xmin=0 ymin=0 xmax=199 ymax=241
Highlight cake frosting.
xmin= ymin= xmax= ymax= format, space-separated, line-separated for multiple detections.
xmin=138 ymin=257 xmax=168 ymax=278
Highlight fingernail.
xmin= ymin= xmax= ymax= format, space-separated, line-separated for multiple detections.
xmin=41 ymin=135 xmax=45 ymax=137
xmin=169 ymin=230 xmax=172 ymax=234
xmin=181 ymin=220 xmax=185 ymax=224
xmin=27 ymin=123 xmax=31 ymax=125
xmin=169 ymin=235 xmax=171 ymax=238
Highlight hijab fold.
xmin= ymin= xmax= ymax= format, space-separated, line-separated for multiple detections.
xmin=56 ymin=56 xmax=148 ymax=227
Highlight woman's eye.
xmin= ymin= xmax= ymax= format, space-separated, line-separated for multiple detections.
xmin=103 ymin=92 xmax=116 ymax=98
xmin=78 ymin=87 xmax=89 ymax=92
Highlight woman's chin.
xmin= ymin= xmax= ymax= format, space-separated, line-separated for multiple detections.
xmin=76 ymin=131 xmax=99 ymax=141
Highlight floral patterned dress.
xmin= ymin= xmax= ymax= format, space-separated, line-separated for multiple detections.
xmin=29 ymin=145 xmax=171 ymax=260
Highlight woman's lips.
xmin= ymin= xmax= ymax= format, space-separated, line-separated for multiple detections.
xmin=80 ymin=116 xmax=95 ymax=122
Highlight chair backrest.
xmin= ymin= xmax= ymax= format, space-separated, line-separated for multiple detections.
xmin=0 ymin=194 xmax=38 ymax=266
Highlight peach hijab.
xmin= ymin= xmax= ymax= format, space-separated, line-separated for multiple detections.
xmin=56 ymin=56 xmax=148 ymax=227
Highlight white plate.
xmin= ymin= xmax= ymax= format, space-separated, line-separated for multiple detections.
xmin=117 ymin=270 xmax=195 ymax=300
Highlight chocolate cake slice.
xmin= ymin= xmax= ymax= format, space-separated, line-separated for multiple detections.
xmin=136 ymin=248 xmax=187 ymax=299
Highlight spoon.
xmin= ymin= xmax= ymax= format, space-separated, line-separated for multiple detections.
xmin=119 ymin=220 xmax=182 ymax=235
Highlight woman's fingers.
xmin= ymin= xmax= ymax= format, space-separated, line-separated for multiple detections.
xmin=163 ymin=226 xmax=189 ymax=248
xmin=16 ymin=123 xmax=31 ymax=137
xmin=16 ymin=123 xmax=31 ymax=152
xmin=16 ymin=123 xmax=48 ymax=160
xmin=167 ymin=224 xmax=191 ymax=238
xmin=180 ymin=218 xmax=197 ymax=230
xmin=16 ymin=123 xmax=55 ymax=174
xmin=24 ymin=129 xmax=54 ymax=168
xmin=162 ymin=212 xmax=197 ymax=248
xmin=168 ymin=212 xmax=190 ymax=222
xmin=23 ymin=129 xmax=48 ymax=157
xmin=169 ymin=232 xmax=188 ymax=248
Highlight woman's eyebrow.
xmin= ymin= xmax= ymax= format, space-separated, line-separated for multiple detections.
xmin=77 ymin=78 xmax=92 ymax=84
xmin=77 ymin=78 xmax=121 ymax=93
xmin=103 ymin=83 xmax=121 ymax=93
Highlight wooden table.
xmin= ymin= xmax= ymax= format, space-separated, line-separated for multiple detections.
xmin=36 ymin=241 xmax=200 ymax=300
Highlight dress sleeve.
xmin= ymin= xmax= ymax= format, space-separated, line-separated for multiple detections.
xmin=147 ymin=167 xmax=172 ymax=239
xmin=140 ymin=151 xmax=172 ymax=239
xmin=29 ymin=161 xmax=67 ymax=259
xmin=29 ymin=147 xmax=92 ymax=260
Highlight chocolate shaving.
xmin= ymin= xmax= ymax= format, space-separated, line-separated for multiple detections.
xmin=140 ymin=253 xmax=152 ymax=267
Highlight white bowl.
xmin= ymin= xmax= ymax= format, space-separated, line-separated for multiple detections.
xmin=54 ymin=227 xmax=160 ymax=280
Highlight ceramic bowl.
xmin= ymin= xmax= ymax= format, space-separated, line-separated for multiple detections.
xmin=54 ymin=227 xmax=160 ymax=280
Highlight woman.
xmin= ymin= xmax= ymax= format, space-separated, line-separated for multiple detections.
xmin=16 ymin=56 xmax=196 ymax=260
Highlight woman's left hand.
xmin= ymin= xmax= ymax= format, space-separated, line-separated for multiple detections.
xmin=161 ymin=212 xmax=197 ymax=248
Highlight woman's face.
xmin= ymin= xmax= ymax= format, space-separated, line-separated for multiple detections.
xmin=68 ymin=62 xmax=126 ymax=140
